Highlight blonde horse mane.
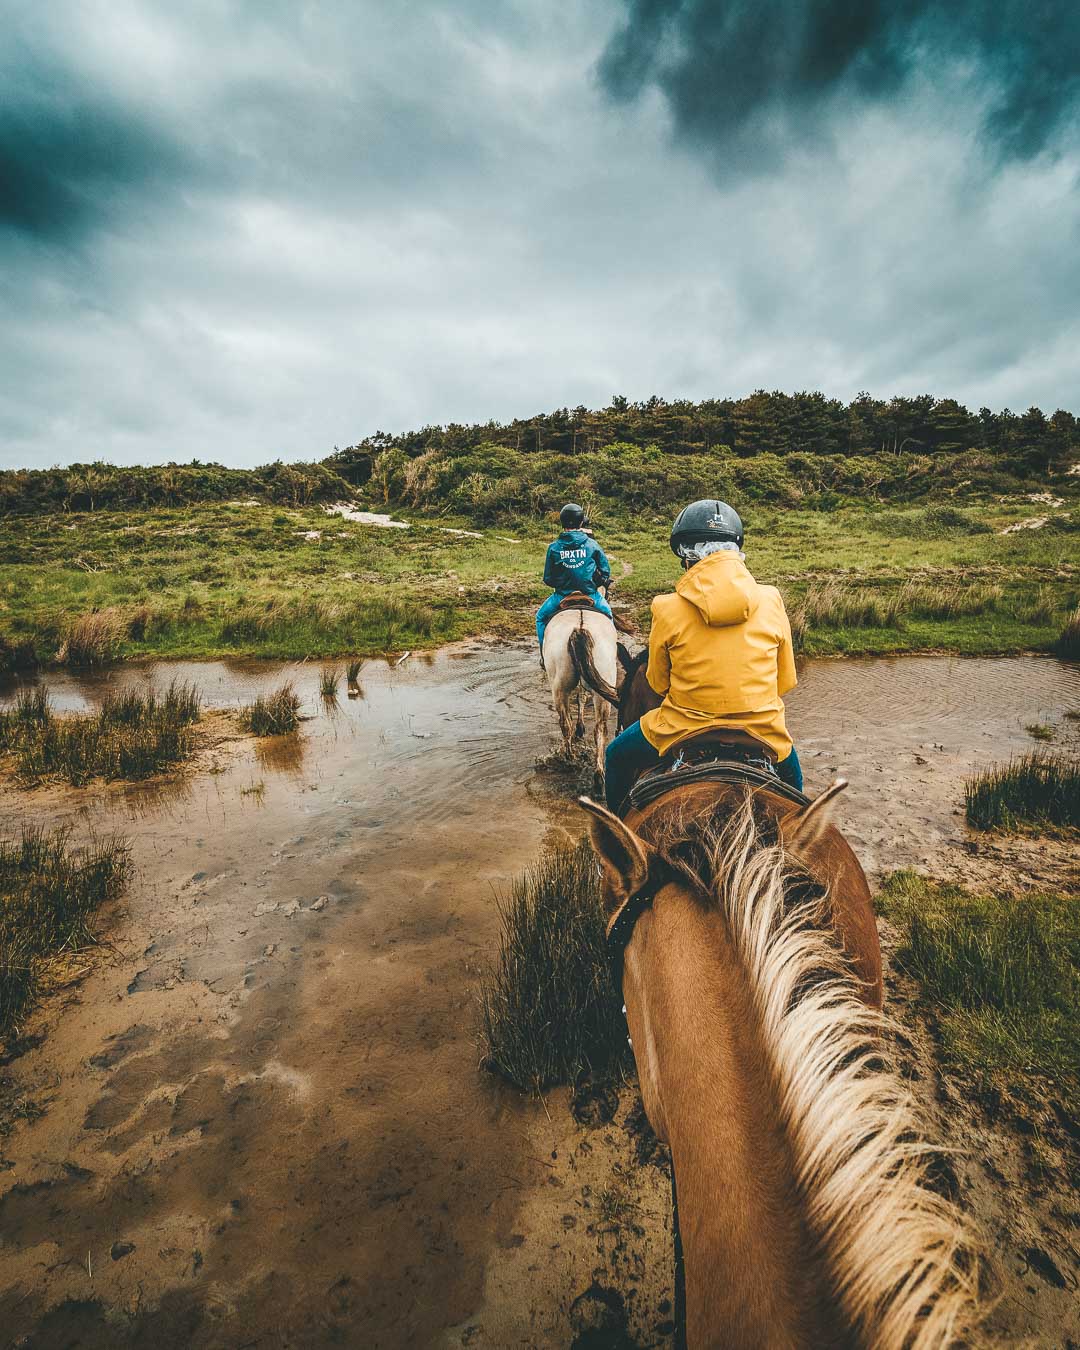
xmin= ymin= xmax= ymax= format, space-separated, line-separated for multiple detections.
xmin=662 ymin=793 xmax=984 ymax=1349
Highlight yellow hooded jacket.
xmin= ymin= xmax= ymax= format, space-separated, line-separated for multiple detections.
xmin=640 ymin=550 xmax=796 ymax=760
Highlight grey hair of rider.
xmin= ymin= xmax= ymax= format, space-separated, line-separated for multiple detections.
xmin=677 ymin=540 xmax=746 ymax=568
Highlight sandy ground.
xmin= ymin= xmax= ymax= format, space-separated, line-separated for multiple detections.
xmin=0 ymin=646 xmax=1077 ymax=1348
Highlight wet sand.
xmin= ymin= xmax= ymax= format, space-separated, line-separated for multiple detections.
xmin=0 ymin=646 xmax=1077 ymax=1347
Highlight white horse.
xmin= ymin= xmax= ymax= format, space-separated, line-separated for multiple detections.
xmin=542 ymin=605 xmax=619 ymax=782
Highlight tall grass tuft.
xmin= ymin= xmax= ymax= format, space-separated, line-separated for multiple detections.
xmin=877 ymin=872 xmax=1079 ymax=1105
xmin=346 ymin=659 xmax=363 ymax=690
xmin=901 ymin=582 xmax=1002 ymax=621
xmin=801 ymin=583 xmax=905 ymax=630
xmin=0 ymin=826 xmax=131 ymax=1036
xmin=242 ymin=682 xmax=301 ymax=736
xmin=1056 ymin=605 xmax=1080 ymax=659
xmin=220 ymin=595 xmax=444 ymax=653
xmin=478 ymin=838 xmax=629 ymax=1092
xmin=1016 ymin=588 xmax=1058 ymax=627
xmin=57 ymin=609 xmax=125 ymax=666
xmin=965 ymin=752 xmax=1079 ymax=831
xmin=320 ymin=668 xmax=340 ymax=699
xmin=1 ymin=681 xmax=201 ymax=786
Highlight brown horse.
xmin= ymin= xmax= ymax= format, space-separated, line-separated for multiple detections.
xmin=580 ymin=781 xmax=982 ymax=1349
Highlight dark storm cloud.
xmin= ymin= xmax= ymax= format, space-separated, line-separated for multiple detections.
xmin=0 ymin=42 xmax=194 ymax=240
xmin=599 ymin=0 xmax=1080 ymax=165
xmin=0 ymin=2 xmax=1076 ymax=470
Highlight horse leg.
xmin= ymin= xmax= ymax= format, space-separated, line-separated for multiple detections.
xmin=591 ymin=692 xmax=609 ymax=792
xmin=574 ymin=687 xmax=586 ymax=741
xmin=554 ymin=686 xmax=576 ymax=755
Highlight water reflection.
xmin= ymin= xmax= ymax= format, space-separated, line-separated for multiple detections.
xmin=255 ymin=730 xmax=307 ymax=779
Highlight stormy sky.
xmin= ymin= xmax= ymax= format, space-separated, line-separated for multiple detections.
xmin=2 ymin=1 xmax=1078 ymax=469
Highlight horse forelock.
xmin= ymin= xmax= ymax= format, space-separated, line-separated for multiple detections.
xmin=637 ymin=791 xmax=983 ymax=1349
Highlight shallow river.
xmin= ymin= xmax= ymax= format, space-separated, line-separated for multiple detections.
xmin=0 ymin=646 xmax=1076 ymax=1348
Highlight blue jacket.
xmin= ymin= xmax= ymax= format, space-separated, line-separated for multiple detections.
xmin=543 ymin=529 xmax=611 ymax=595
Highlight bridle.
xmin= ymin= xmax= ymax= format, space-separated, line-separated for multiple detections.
xmin=603 ymin=853 xmax=678 ymax=994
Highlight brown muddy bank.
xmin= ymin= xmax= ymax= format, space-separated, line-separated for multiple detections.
xmin=0 ymin=645 xmax=1077 ymax=1348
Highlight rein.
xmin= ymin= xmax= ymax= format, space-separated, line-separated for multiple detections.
xmin=604 ymin=853 xmax=679 ymax=994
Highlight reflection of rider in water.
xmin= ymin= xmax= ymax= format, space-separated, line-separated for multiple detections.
xmin=535 ymin=503 xmax=613 ymax=657
xmin=604 ymin=499 xmax=803 ymax=811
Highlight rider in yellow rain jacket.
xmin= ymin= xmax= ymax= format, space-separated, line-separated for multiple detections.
xmin=604 ymin=499 xmax=802 ymax=811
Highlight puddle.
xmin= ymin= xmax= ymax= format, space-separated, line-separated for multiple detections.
xmin=0 ymin=646 xmax=1077 ymax=1346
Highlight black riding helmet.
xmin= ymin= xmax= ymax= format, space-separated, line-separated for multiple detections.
xmin=669 ymin=499 xmax=744 ymax=555
xmin=560 ymin=502 xmax=586 ymax=529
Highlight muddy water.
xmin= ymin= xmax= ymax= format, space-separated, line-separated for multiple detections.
xmin=0 ymin=647 xmax=1077 ymax=1349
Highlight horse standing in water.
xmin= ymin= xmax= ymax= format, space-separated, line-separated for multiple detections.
xmin=577 ymin=771 xmax=982 ymax=1348
xmin=542 ymin=602 xmax=620 ymax=784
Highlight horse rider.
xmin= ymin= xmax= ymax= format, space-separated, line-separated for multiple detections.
xmin=536 ymin=503 xmax=614 ymax=661
xmin=604 ymin=498 xmax=803 ymax=811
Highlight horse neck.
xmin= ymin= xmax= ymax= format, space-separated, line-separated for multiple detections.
xmin=627 ymin=894 xmax=851 ymax=1349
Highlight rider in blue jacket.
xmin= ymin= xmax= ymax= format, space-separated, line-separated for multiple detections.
xmin=536 ymin=503 xmax=613 ymax=656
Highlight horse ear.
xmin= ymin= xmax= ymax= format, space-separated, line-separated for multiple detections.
xmin=616 ymin=641 xmax=634 ymax=672
xmin=779 ymin=779 xmax=848 ymax=856
xmin=578 ymin=797 xmax=653 ymax=915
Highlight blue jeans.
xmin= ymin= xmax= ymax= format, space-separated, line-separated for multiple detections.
xmin=536 ymin=591 xmax=613 ymax=648
xmin=604 ymin=720 xmax=803 ymax=813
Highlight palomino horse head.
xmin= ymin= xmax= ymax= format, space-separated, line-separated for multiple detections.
xmin=579 ymin=785 xmax=982 ymax=1349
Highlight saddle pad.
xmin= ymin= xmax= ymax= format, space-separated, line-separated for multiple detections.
xmin=627 ymin=758 xmax=810 ymax=813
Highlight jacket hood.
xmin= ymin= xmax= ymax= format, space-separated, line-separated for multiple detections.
xmin=675 ymin=551 xmax=755 ymax=627
xmin=558 ymin=529 xmax=589 ymax=544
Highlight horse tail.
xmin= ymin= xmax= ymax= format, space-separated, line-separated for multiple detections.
xmin=568 ymin=625 xmax=619 ymax=707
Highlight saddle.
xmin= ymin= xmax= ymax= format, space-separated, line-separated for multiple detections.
xmin=627 ymin=727 xmax=809 ymax=812
xmin=556 ymin=592 xmax=599 ymax=612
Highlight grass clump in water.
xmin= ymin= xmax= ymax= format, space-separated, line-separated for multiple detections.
xmin=0 ymin=826 xmax=131 ymax=1037
xmin=320 ymin=668 xmax=340 ymax=699
xmin=965 ymin=753 xmax=1079 ymax=831
xmin=346 ymin=659 xmax=363 ymax=690
xmin=242 ymin=682 xmax=301 ymax=735
xmin=479 ymin=837 xmax=629 ymax=1093
xmin=877 ymin=872 xmax=1079 ymax=1110
xmin=0 ymin=681 xmax=201 ymax=786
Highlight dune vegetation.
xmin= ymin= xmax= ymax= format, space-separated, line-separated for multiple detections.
xmin=0 ymin=394 xmax=1076 ymax=666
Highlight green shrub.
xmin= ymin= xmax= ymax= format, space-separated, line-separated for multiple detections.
xmin=479 ymin=838 xmax=629 ymax=1092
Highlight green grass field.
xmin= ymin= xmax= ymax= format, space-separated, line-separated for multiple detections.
xmin=1 ymin=493 xmax=1077 ymax=664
